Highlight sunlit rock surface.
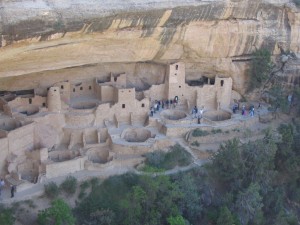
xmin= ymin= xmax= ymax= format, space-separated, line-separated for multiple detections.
xmin=0 ymin=0 xmax=299 ymax=93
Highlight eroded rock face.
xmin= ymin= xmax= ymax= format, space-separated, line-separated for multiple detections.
xmin=0 ymin=0 xmax=299 ymax=93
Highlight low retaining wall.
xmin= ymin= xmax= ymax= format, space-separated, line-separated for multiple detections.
xmin=45 ymin=156 xmax=86 ymax=179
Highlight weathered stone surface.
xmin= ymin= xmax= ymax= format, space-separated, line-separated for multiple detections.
xmin=0 ymin=0 xmax=299 ymax=93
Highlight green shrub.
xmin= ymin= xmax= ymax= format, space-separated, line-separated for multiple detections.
xmin=60 ymin=176 xmax=77 ymax=196
xmin=0 ymin=205 xmax=15 ymax=225
xmin=294 ymin=0 xmax=300 ymax=6
xmin=232 ymin=128 xmax=240 ymax=132
xmin=162 ymin=144 xmax=192 ymax=169
xmin=211 ymin=129 xmax=222 ymax=134
xmin=143 ymin=144 xmax=192 ymax=171
xmin=80 ymin=180 xmax=90 ymax=190
xmin=167 ymin=215 xmax=186 ymax=225
xmin=248 ymin=48 xmax=273 ymax=90
xmin=191 ymin=141 xmax=200 ymax=147
xmin=141 ymin=165 xmax=165 ymax=173
xmin=44 ymin=182 xmax=59 ymax=199
xmin=38 ymin=198 xmax=75 ymax=225
xmin=78 ymin=180 xmax=91 ymax=200
xmin=78 ymin=191 xmax=86 ymax=200
xmin=192 ymin=129 xmax=209 ymax=137
xmin=90 ymin=177 xmax=100 ymax=189
xmin=144 ymin=150 xmax=166 ymax=168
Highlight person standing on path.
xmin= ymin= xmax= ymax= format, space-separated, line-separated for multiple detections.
xmin=0 ymin=178 xmax=5 ymax=198
xmin=11 ymin=185 xmax=16 ymax=198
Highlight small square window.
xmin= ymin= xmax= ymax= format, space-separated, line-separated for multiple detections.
xmin=89 ymin=86 xmax=92 ymax=90
xmin=29 ymin=99 xmax=32 ymax=104
xmin=73 ymin=88 xmax=75 ymax=92
xmin=142 ymin=103 xmax=145 ymax=108
xmin=80 ymin=87 xmax=83 ymax=90
xmin=61 ymin=85 xmax=64 ymax=89
xmin=179 ymin=86 xmax=181 ymax=88
xmin=122 ymin=104 xmax=125 ymax=109
xmin=42 ymin=103 xmax=46 ymax=107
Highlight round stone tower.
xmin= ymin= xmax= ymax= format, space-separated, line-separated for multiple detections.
xmin=47 ymin=87 xmax=61 ymax=112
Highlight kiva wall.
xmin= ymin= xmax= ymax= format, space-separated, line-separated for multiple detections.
xmin=45 ymin=156 xmax=86 ymax=179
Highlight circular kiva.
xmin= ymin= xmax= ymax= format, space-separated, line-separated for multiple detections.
xmin=203 ymin=110 xmax=231 ymax=121
xmin=161 ymin=110 xmax=187 ymax=120
xmin=122 ymin=128 xmax=152 ymax=142
xmin=86 ymin=147 xmax=109 ymax=163
xmin=15 ymin=105 xmax=39 ymax=116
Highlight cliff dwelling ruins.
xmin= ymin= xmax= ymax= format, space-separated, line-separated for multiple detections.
xmin=0 ymin=61 xmax=249 ymax=191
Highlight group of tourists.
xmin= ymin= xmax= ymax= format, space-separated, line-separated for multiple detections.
xmin=150 ymin=96 xmax=179 ymax=116
xmin=233 ymin=102 xmax=257 ymax=117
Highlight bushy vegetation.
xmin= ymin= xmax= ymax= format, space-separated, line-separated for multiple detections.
xmin=211 ymin=129 xmax=222 ymax=134
xmin=31 ymin=121 xmax=300 ymax=225
xmin=78 ymin=180 xmax=91 ymax=200
xmin=60 ymin=176 xmax=77 ymax=196
xmin=38 ymin=198 xmax=75 ymax=225
xmin=248 ymin=48 xmax=273 ymax=90
xmin=44 ymin=182 xmax=59 ymax=199
xmin=0 ymin=205 xmax=15 ymax=225
xmin=192 ymin=129 xmax=209 ymax=137
xmin=192 ymin=128 xmax=223 ymax=137
xmin=73 ymin=122 xmax=300 ymax=225
xmin=74 ymin=173 xmax=199 ymax=225
xmin=142 ymin=144 xmax=192 ymax=171
xmin=294 ymin=0 xmax=300 ymax=6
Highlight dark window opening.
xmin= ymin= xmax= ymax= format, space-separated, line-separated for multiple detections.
xmin=73 ymin=88 xmax=75 ymax=92
xmin=179 ymin=86 xmax=181 ymax=88
xmin=203 ymin=76 xmax=209 ymax=84
xmin=210 ymin=79 xmax=215 ymax=85
xmin=54 ymin=89 xmax=57 ymax=92
xmin=47 ymin=88 xmax=50 ymax=91
xmin=114 ymin=77 xmax=117 ymax=82
xmin=80 ymin=87 xmax=83 ymax=90
xmin=221 ymin=80 xmax=224 ymax=87
xmin=61 ymin=85 xmax=64 ymax=89
xmin=175 ymin=65 xmax=178 ymax=70
xmin=29 ymin=99 xmax=32 ymax=104
xmin=89 ymin=86 xmax=92 ymax=90
xmin=122 ymin=104 xmax=125 ymax=109
xmin=142 ymin=103 xmax=145 ymax=108
xmin=42 ymin=103 xmax=46 ymax=107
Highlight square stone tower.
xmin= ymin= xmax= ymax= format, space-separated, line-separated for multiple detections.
xmin=165 ymin=62 xmax=186 ymax=101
